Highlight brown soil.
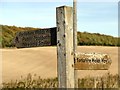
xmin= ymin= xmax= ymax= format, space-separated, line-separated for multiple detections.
xmin=1 ymin=46 xmax=119 ymax=82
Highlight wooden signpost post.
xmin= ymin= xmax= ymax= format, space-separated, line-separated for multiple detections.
xmin=14 ymin=2 xmax=112 ymax=89
xmin=56 ymin=6 xmax=75 ymax=88
xmin=73 ymin=0 xmax=78 ymax=88
xmin=56 ymin=4 xmax=111 ymax=89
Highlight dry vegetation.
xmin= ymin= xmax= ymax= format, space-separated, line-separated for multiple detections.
xmin=2 ymin=73 xmax=120 ymax=89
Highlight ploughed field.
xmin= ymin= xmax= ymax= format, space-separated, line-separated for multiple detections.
xmin=2 ymin=46 xmax=119 ymax=82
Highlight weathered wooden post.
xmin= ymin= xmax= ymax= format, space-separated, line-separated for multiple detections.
xmin=73 ymin=0 xmax=78 ymax=88
xmin=56 ymin=6 xmax=75 ymax=88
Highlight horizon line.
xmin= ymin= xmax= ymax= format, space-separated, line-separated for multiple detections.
xmin=1 ymin=24 xmax=119 ymax=38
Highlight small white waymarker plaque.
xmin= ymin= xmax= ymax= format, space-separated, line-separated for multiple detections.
xmin=74 ymin=52 xmax=112 ymax=70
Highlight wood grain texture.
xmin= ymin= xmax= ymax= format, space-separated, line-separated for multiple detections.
xmin=56 ymin=6 xmax=74 ymax=88
xmin=74 ymin=52 xmax=112 ymax=70
xmin=73 ymin=0 xmax=78 ymax=88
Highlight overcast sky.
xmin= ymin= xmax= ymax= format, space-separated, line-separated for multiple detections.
xmin=0 ymin=0 xmax=119 ymax=37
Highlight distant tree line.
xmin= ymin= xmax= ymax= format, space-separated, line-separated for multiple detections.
xmin=77 ymin=32 xmax=120 ymax=46
xmin=0 ymin=25 xmax=120 ymax=48
xmin=1 ymin=25 xmax=39 ymax=48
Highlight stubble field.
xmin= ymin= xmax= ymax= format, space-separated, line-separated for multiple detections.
xmin=1 ymin=46 xmax=119 ymax=82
